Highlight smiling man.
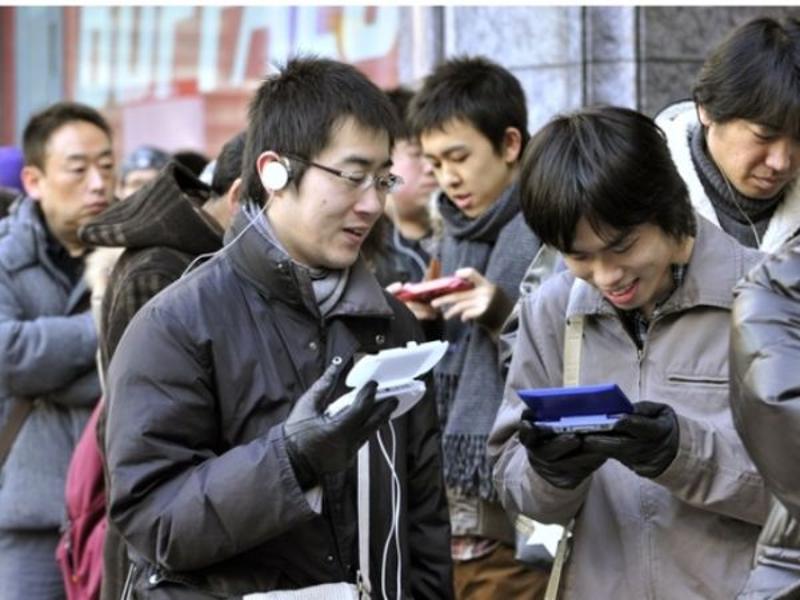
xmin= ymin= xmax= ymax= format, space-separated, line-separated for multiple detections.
xmin=104 ymin=58 xmax=453 ymax=599
xmin=657 ymin=17 xmax=800 ymax=253
xmin=489 ymin=106 xmax=770 ymax=599
xmin=0 ymin=102 xmax=114 ymax=599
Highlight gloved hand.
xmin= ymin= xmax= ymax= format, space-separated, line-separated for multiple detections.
xmin=284 ymin=365 xmax=398 ymax=490
xmin=581 ymin=401 xmax=679 ymax=478
xmin=519 ymin=409 xmax=607 ymax=489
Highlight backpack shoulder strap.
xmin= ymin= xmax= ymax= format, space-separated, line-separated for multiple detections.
xmin=544 ymin=279 xmax=585 ymax=600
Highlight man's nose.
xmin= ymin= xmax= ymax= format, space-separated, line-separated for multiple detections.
xmin=86 ymin=165 xmax=107 ymax=191
xmin=593 ymin=260 xmax=625 ymax=290
xmin=356 ymin=185 xmax=385 ymax=217
xmin=765 ymin=138 xmax=794 ymax=173
xmin=441 ymin=163 xmax=460 ymax=188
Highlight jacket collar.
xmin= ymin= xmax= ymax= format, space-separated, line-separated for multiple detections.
xmin=0 ymin=196 xmax=88 ymax=307
xmin=0 ymin=196 xmax=46 ymax=272
xmin=566 ymin=215 xmax=760 ymax=319
xmin=225 ymin=207 xmax=394 ymax=321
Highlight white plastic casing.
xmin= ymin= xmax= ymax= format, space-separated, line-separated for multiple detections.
xmin=325 ymin=340 xmax=449 ymax=419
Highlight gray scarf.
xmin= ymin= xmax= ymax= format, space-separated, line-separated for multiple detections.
xmin=690 ymin=124 xmax=782 ymax=248
xmin=434 ymin=184 xmax=524 ymax=500
xmin=244 ymin=203 xmax=349 ymax=315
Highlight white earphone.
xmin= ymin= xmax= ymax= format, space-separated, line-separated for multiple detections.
xmin=260 ymin=160 xmax=291 ymax=191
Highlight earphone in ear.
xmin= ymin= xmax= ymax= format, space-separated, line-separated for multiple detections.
xmin=260 ymin=160 xmax=291 ymax=191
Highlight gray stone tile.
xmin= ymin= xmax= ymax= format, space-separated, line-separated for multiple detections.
xmin=640 ymin=6 xmax=800 ymax=60
xmin=585 ymin=61 xmax=637 ymax=109
xmin=513 ymin=65 xmax=584 ymax=134
xmin=586 ymin=6 xmax=636 ymax=61
xmin=639 ymin=60 xmax=703 ymax=117
xmin=449 ymin=6 xmax=582 ymax=69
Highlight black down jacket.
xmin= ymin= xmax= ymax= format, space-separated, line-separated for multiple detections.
xmin=731 ymin=231 xmax=800 ymax=598
xmin=105 ymin=210 xmax=453 ymax=599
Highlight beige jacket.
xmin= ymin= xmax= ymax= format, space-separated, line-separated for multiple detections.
xmin=489 ymin=217 xmax=771 ymax=599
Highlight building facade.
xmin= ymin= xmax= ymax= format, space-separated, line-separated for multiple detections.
xmin=1 ymin=6 xmax=798 ymax=158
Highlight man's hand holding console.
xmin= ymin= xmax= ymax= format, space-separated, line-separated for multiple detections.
xmin=519 ymin=401 xmax=680 ymax=489
xmin=284 ymin=365 xmax=398 ymax=490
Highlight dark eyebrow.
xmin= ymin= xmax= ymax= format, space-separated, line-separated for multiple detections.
xmin=604 ymin=231 xmax=633 ymax=249
xmin=753 ymin=122 xmax=781 ymax=135
xmin=568 ymin=230 xmax=631 ymax=255
xmin=64 ymin=149 xmax=114 ymax=163
xmin=339 ymin=155 xmax=393 ymax=170
xmin=424 ymin=143 xmax=468 ymax=162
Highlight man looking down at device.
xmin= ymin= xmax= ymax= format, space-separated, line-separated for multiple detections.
xmin=489 ymin=106 xmax=771 ymax=599
xmin=399 ymin=56 xmax=546 ymax=599
xmin=104 ymin=57 xmax=453 ymax=598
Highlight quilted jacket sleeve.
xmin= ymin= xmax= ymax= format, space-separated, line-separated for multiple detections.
xmin=106 ymin=302 xmax=319 ymax=572
xmin=0 ymin=267 xmax=97 ymax=398
xmin=731 ymin=235 xmax=800 ymax=520
xmin=489 ymin=278 xmax=592 ymax=526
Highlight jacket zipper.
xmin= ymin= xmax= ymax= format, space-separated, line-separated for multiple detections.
xmin=121 ymin=563 xmax=138 ymax=600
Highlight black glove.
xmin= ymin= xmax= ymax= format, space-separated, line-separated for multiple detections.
xmin=519 ymin=409 xmax=607 ymax=489
xmin=581 ymin=401 xmax=679 ymax=479
xmin=284 ymin=365 xmax=398 ymax=490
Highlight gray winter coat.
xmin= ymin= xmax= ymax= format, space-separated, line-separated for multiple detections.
xmin=731 ymin=231 xmax=800 ymax=599
xmin=490 ymin=217 xmax=771 ymax=599
xmin=0 ymin=197 xmax=99 ymax=530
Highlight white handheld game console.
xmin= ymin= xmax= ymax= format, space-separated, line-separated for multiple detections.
xmin=325 ymin=340 xmax=449 ymax=419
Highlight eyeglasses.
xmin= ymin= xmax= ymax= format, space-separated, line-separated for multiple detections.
xmin=286 ymin=154 xmax=404 ymax=195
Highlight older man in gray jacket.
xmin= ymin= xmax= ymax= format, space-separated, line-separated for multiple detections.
xmin=0 ymin=102 xmax=114 ymax=599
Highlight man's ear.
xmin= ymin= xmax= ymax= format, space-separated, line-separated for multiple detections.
xmin=697 ymin=105 xmax=712 ymax=128
xmin=21 ymin=165 xmax=43 ymax=201
xmin=502 ymin=127 xmax=523 ymax=164
xmin=225 ymin=177 xmax=242 ymax=217
xmin=256 ymin=151 xmax=291 ymax=192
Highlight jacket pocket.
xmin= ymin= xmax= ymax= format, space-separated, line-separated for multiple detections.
xmin=667 ymin=373 xmax=727 ymax=387
xmin=139 ymin=564 xmax=228 ymax=599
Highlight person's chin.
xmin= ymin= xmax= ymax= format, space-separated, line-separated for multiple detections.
xmin=747 ymin=177 xmax=788 ymax=199
xmin=322 ymin=251 xmax=359 ymax=271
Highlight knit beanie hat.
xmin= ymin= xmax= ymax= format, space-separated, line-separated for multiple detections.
xmin=120 ymin=146 xmax=170 ymax=182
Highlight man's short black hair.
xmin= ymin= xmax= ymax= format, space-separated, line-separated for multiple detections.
xmin=693 ymin=17 xmax=800 ymax=137
xmin=385 ymin=87 xmax=414 ymax=140
xmin=22 ymin=101 xmax=112 ymax=170
xmin=519 ymin=106 xmax=695 ymax=253
xmin=242 ymin=56 xmax=399 ymax=206
xmin=211 ymin=131 xmax=245 ymax=197
xmin=408 ymin=56 xmax=529 ymax=154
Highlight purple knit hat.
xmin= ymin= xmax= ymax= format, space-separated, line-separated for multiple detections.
xmin=0 ymin=147 xmax=23 ymax=192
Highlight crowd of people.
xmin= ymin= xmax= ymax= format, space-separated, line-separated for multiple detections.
xmin=0 ymin=14 xmax=799 ymax=600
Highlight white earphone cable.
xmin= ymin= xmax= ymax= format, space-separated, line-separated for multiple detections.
xmin=179 ymin=200 xmax=269 ymax=280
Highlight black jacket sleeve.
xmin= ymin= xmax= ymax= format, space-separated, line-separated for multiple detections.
xmin=731 ymin=236 xmax=800 ymax=520
xmin=105 ymin=303 xmax=319 ymax=571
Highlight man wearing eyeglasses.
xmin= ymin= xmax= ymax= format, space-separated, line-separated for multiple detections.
xmin=103 ymin=58 xmax=453 ymax=599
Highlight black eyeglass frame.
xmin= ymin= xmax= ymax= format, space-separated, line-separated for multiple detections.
xmin=285 ymin=154 xmax=404 ymax=194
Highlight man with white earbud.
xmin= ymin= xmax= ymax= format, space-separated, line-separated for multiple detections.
xmin=103 ymin=57 xmax=453 ymax=599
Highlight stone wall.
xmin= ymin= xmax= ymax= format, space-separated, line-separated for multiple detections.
xmin=412 ymin=6 xmax=800 ymax=133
